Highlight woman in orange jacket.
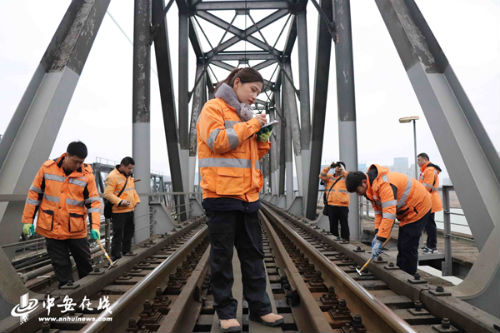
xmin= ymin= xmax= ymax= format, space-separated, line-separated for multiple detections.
xmin=197 ymin=67 xmax=283 ymax=332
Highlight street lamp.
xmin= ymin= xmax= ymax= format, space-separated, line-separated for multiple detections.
xmin=399 ymin=116 xmax=419 ymax=179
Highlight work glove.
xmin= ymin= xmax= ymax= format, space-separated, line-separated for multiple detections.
xmin=257 ymin=127 xmax=272 ymax=142
xmin=371 ymin=239 xmax=383 ymax=258
xmin=371 ymin=229 xmax=379 ymax=247
xmin=90 ymin=229 xmax=100 ymax=240
xmin=23 ymin=223 xmax=34 ymax=236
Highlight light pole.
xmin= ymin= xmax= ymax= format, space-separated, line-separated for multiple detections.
xmin=399 ymin=116 xmax=419 ymax=179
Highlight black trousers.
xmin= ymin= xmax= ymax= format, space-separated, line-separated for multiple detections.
xmin=397 ymin=211 xmax=430 ymax=275
xmin=111 ymin=211 xmax=135 ymax=259
xmin=45 ymin=237 xmax=92 ymax=287
xmin=206 ymin=210 xmax=272 ymax=320
xmin=327 ymin=205 xmax=350 ymax=240
xmin=423 ymin=212 xmax=437 ymax=249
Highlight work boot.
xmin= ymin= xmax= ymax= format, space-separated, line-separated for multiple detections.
xmin=220 ymin=319 xmax=241 ymax=332
xmin=250 ymin=313 xmax=284 ymax=327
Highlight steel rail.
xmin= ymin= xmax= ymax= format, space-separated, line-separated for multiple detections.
xmin=261 ymin=204 xmax=416 ymax=333
xmin=81 ymin=226 xmax=208 ymax=333
xmin=156 ymin=247 xmax=210 ymax=332
xmin=260 ymin=211 xmax=334 ymax=333
xmin=263 ymin=202 xmax=500 ymax=333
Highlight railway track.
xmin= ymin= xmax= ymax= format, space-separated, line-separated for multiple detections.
xmin=2 ymin=218 xmax=208 ymax=333
xmin=3 ymin=205 xmax=499 ymax=333
xmin=260 ymin=203 xmax=500 ymax=333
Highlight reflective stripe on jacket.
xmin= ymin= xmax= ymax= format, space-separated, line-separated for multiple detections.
xmin=197 ymin=98 xmax=271 ymax=202
xmin=22 ymin=154 xmax=101 ymax=240
xmin=103 ymin=167 xmax=140 ymax=213
xmin=365 ymin=164 xmax=431 ymax=240
xmin=319 ymin=166 xmax=349 ymax=207
xmin=419 ymin=162 xmax=443 ymax=213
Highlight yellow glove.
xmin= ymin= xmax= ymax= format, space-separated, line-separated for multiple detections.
xmin=257 ymin=128 xmax=272 ymax=142
xmin=23 ymin=224 xmax=34 ymax=236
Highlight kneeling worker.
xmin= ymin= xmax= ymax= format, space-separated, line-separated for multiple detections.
xmin=103 ymin=157 xmax=140 ymax=261
xmin=22 ymin=141 xmax=101 ymax=287
xmin=345 ymin=164 xmax=431 ymax=275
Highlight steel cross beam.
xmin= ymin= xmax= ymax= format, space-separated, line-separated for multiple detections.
xmin=376 ymin=0 xmax=500 ymax=316
xmin=0 ymin=0 xmax=111 ymax=246
xmin=197 ymin=10 xmax=287 ymax=59
xmin=195 ymin=1 xmax=290 ymax=11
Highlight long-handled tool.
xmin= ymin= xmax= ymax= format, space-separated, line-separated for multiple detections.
xmin=96 ymin=238 xmax=117 ymax=270
xmin=356 ymin=237 xmax=392 ymax=276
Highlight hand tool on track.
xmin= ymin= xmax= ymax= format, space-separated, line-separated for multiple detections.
xmin=356 ymin=237 xmax=392 ymax=276
xmin=96 ymin=238 xmax=117 ymax=270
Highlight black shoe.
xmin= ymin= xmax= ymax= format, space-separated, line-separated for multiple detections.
xmin=249 ymin=314 xmax=284 ymax=327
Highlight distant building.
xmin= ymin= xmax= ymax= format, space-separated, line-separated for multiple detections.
xmin=393 ymin=157 xmax=409 ymax=175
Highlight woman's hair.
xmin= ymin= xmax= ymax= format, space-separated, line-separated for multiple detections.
xmin=215 ymin=67 xmax=264 ymax=91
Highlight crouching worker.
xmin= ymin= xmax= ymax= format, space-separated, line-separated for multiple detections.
xmin=345 ymin=164 xmax=431 ymax=275
xmin=197 ymin=67 xmax=283 ymax=332
xmin=22 ymin=141 xmax=101 ymax=287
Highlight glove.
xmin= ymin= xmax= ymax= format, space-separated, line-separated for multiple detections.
xmin=371 ymin=229 xmax=379 ymax=247
xmin=23 ymin=223 xmax=34 ymax=236
xmin=257 ymin=127 xmax=272 ymax=142
xmin=90 ymin=229 xmax=100 ymax=240
xmin=372 ymin=239 xmax=383 ymax=258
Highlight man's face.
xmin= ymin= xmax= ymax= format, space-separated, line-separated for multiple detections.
xmin=335 ymin=165 xmax=343 ymax=174
xmin=121 ymin=164 xmax=134 ymax=176
xmin=356 ymin=180 xmax=368 ymax=196
xmin=64 ymin=154 xmax=85 ymax=172
xmin=417 ymin=156 xmax=427 ymax=167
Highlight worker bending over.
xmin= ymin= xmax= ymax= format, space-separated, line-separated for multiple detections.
xmin=417 ymin=153 xmax=443 ymax=254
xmin=346 ymin=164 xmax=431 ymax=275
xmin=22 ymin=141 xmax=101 ymax=287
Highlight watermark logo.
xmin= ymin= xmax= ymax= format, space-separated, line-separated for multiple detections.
xmin=11 ymin=294 xmax=113 ymax=325
xmin=11 ymin=293 xmax=39 ymax=324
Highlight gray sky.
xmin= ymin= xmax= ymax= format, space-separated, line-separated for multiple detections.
xmin=0 ymin=0 xmax=499 ymax=182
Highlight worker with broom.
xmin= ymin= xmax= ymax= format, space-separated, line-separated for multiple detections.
xmin=345 ymin=164 xmax=431 ymax=275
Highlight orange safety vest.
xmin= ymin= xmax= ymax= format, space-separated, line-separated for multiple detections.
xmin=22 ymin=154 xmax=101 ymax=240
xmin=319 ymin=166 xmax=350 ymax=207
xmin=103 ymin=167 xmax=141 ymax=213
xmin=419 ymin=161 xmax=443 ymax=213
xmin=365 ymin=164 xmax=431 ymax=239
xmin=197 ymin=97 xmax=271 ymax=202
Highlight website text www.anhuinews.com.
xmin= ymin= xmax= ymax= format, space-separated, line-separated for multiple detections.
xmin=38 ymin=316 xmax=112 ymax=322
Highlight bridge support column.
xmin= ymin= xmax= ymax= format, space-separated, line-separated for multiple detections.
xmin=133 ymin=0 xmax=152 ymax=242
xmin=334 ymin=0 xmax=360 ymax=240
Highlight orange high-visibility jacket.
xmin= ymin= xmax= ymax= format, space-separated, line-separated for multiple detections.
xmin=22 ymin=154 xmax=101 ymax=240
xmin=197 ymin=98 xmax=271 ymax=202
xmin=103 ymin=167 xmax=140 ymax=214
xmin=319 ymin=166 xmax=350 ymax=207
xmin=419 ymin=162 xmax=443 ymax=213
xmin=365 ymin=164 xmax=431 ymax=239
